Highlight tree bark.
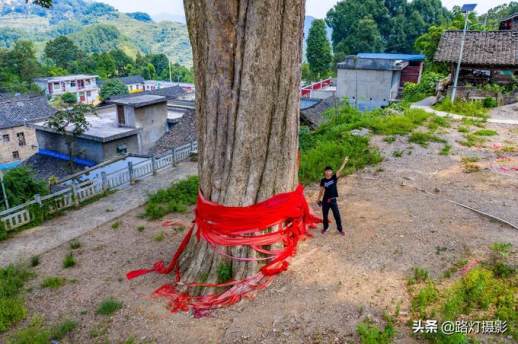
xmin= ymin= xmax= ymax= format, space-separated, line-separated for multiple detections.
xmin=179 ymin=0 xmax=305 ymax=293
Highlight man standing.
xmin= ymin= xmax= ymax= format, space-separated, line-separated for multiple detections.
xmin=317 ymin=157 xmax=349 ymax=235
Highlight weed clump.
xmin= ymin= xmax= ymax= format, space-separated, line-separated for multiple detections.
xmin=96 ymin=297 xmax=123 ymax=316
xmin=144 ymin=176 xmax=199 ymax=220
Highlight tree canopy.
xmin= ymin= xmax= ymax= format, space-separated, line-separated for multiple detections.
xmin=100 ymin=79 xmax=129 ymax=101
xmin=306 ymin=19 xmax=333 ymax=79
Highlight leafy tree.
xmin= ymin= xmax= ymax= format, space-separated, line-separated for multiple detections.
xmin=47 ymin=104 xmax=93 ymax=166
xmin=100 ymin=79 xmax=129 ymax=101
xmin=306 ymin=19 xmax=333 ymax=79
xmin=94 ymin=52 xmax=117 ymax=79
xmin=127 ymin=12 xmax=152 ymax=22
xmin=44 ymin=36 xmax=80 ymax=71
xmin=61 ymin=92 xmax=77 ymax=104
xmin=0 ymin=41 xmax=41 ymax=93
xmin=109 ymin=49 xmax=134 ymax=77
xmin=169 ymin=63 xmax=194 ymax=83
xmin=142 ymin=63 xmax=157 ymax=80
xmin=149 ymin=53 xmax=170 ymax=80
xmin=335 ymin=17 xmax=384 ymax=56
xmin=3 ymin=167 xmax=48 ymax=208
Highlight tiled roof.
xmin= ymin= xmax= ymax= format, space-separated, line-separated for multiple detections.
xmin=300 ymin=96 xmax=337 ymax=128
xmin=151 ymin=108 xmax=197 ymax=156
xmin=0 ymin=94 xmax=56 ymax=129
xmin=434 ymin=31 xmax=518 ymax=66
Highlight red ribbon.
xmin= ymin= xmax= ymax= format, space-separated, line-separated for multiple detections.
xmin=127 ymin=184 xmax=321 ymax=316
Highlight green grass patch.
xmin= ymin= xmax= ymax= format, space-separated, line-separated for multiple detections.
xmin=96 ymin=297 xmax=123 ymax=316
xmin=63 ymin=253 xmax=76 ymax=269
xmin=409 ymin=243 xmax=518 ymax=342
xmin=459 ymin=133 xmax=486 ymax=147
xmin=0 ymin=265 xmax=33 ymax=332
xmin=473 ymin=129 xmax=497 ymax=136
xmin=356 ymin=315 xmax=395 ymax=344
xmin=439 ymin=144 xmax=452 ymax=156
xmin=392 ymin=150 xmax=404 ymax=158
xmin=408 ymin=267 xmax=430 ymax=285
xmin=7 ymin=317 xmax=77 ymax=344
xmin=143 ymin=176 xmax=199 ymax=220
xmin=153 ymin=231 xmax=165 ymax=242
xmin=461 ymin=117 xmax=487 ymax=128
xmin=40 ymin=276 xmax=66 ymax=289
xmin=111 ymin=221 xmax=121 ymax=230
xmin=383 ymin=136 xmax=396 ymax=143
xmin=408 ymin=132 xmax=446 ymax=147
xmin=457 ymin=126 xmax=470 ymax=133
xmin=427 ymin=115 xmax=451 ymax=131
xmin=136 ymin=225 xmax=145 ymax=232
xmin=433 ymin=99 xmax=489 ymax=118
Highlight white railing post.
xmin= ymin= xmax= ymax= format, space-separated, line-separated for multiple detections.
xmin=34 ymin=194 xmax=42 ymax=207
xmin=128 ymin=161 xmax=135 ymax=184
xmin=151 ymin=156 xmax=157 ymax=176
xmin=71 ymin=184 xmax=80 ymax=207
xmin=101 ymin=171 xmax=109 ymax=192
xmin=172 ymin=148 xmax=177 ymax=167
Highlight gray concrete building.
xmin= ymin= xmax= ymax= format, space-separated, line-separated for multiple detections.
xmin=33 ymin=95 xmax=169 ymax=163
xmin=336 ymin=53 xmax=424 ymax=111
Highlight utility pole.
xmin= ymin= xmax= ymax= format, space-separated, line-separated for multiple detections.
xmin=451 ymin=4 xmax=477 ymax=103
xmin=169 ymin=60 xmax=172 ymax=83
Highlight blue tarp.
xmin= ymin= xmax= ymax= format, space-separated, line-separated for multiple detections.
xmin=0 ymin=160 xmax=22 ymax=171
xmin=357 ymin=53 xmax=425 ymax=62
xmin=38 ymin=149 xmax=97 ymax=167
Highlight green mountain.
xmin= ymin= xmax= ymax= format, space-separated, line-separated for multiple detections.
xmin=0 ymin=0 xmax=192 ymax=66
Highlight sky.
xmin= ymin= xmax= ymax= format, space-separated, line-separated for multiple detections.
xmin=101 ymin=0 xmax=513 ymax=18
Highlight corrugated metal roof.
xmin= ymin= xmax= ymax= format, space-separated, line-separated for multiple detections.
xmin=357 ymin=53 xmax=425 ymax=61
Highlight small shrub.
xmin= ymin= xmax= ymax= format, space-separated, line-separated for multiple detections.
xmin=40 ymin=276 xmax=66 ymax=289
xmin=392 ymin=150 xmax=404 ymax=158
xmin=482 ymin=96 xmax=497 ymax=108
xmin=136 ymin=225 xmax=145 ymax=232
xmin=411 ymin=281 xmax=438 ymax=318
xmin=153 ymin=231 xmax=165 ymax=242
xmin=459 ymin=133 xmax=485 ymax=147
xmin=111 ymin=221 xmax=121 ymax=230
xmin=457 ymin=126 xmax=469 ymax=133
xmin=217 ymin=262 xmax=233 ymax=283
xmin=30 ymin=256 xmax=40 ymax=267
xmin=383 ymin=136 xmax=396 ymax=143
xmin=50 ymin=319 xmax=77 ymax=340
xmin=69 ymin=239 xmax=81 ymax=250
xmin=408 ymin=267 xmax=429 ymax=285
xmin=96 ymin=297 xmax=123 ymax=316
xmin=356 ymin=317 xmax=395 ymax=344
xmin=439 ymin=144 xmax=451 ymax=156
xmin=63 ymin=254 xmax=76 ymax=268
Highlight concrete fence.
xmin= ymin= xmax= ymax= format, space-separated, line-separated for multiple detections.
xmin=0 ymin=141 xmax=198 ymax=232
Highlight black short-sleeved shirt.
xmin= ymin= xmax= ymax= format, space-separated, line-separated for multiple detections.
xmin=320 ymin=174 xmax=338 ymax=201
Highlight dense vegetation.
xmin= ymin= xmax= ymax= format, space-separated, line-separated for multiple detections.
xmin=0 ymin=35 xmax=193 ymax=93
xmin=0 ymin=0 xmax=192 ymax=65
xmin=144 ymin=176 xmax=199 ymax=220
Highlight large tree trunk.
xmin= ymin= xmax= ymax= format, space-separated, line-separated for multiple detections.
xmin=179 ymin=0 xmax=305 ymax=293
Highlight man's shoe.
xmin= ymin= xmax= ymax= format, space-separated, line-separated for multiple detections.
xmin=338 ymin=231 xmax=345 ymax=236
xmin=321 ymin=229 xmax=328 ymax=234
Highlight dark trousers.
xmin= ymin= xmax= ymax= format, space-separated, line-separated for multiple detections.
xmin=322 ymin=198 xmax=343 ymax=232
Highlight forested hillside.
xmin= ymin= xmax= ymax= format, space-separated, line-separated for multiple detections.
xmin=0 ymin=0 xmax=192 ymax=66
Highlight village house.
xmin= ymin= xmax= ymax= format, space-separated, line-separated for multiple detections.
xmin=0 ymin=94 xmax=56 ymax=168
xmin=434 ymin=30 xmax=518 ymax=89
xmin=336 ymin=53 xmax=425 ymax=110
xmin=499 ymin=13 xmax=518 ymax=30
xmin=113 ymin=76 xmax=146 ymax=94
xmin=34 ymin=74 xmax=99 ymax=104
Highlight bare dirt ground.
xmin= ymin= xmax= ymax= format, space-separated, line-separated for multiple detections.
xmin=2 ymin=120 xmax=517 ymax=344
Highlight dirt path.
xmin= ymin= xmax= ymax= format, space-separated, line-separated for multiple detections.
xmin=0 ymin=162 xmax=197 ymax=267
xmin=1 ymin=122 xmax=517 ymax=344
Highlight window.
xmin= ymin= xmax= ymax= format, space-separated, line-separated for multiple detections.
xmin=70 ymin=81 xmax=76 ymax=87
xmin=12 ymin=151 xmax=19 ymax=160
xmin=87 ymin=91 xmax=91 ymax=97
xmin=17 ymin=132 xmax=26 ymax=146
xmin=2 ymin=134 xmax=9 ymax=143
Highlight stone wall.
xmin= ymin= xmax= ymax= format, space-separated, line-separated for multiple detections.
xmin=0 ymin=126 xmax=38 ymax=163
